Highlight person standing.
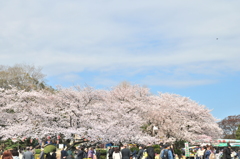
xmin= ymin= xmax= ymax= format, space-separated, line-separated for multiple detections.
xmin=160 ymin=145 xmax=173 ymax=159
xmin=108 ymin=147 xmax=114 ymax=159
xmin=237 ymin=150 xmax=240 ymax=159
xmin=88 ymin=147 xmax=94 ymax=159
xmin=61 ymin=148 xmax=68 ymax=159
xmin=39 ymin=149 xmax=44 ymax=159
xmin=76 ymin=147 xmax=84 ymax=159
xmin=2 ymin=150 xmax=13 ymax=159
xmin=197 ymin=147 xmax=205 ymax=159
xmin=222 ymin=145 xmax=231 ymax=159
xmin=121 ymin=145 xmax=132 ymax=159
xmin=12 ymin=149 xmax=20 ymax=159
xmin=83 ymin=148 xmax=88 ymax=159
xmin=95 ymin=148 xmax=101 ymax=159
xmin=52 ymin=149 xmax=57 ymax=159
xmin=137 ymin=145 xmax=144 ymax=159
xmin=30 ymin=147 xmax=35 ymax=159
xmin=112 ymin=147 xmax=122 ymax=159
xmin=23 ymin=147 xmax=34 ymax=159
xmin=204 ymin=146 xmax=211 ymax=159
xmin=146 ymin=144 xmax=155 ymax=159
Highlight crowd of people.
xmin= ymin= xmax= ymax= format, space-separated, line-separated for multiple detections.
xmin=1 ymin=143 xmax=240 ymax=159
xmin=0 ymin=146 xmax=57 ymax=159
xmin=195 ymin=144 xmax=240 ymax=159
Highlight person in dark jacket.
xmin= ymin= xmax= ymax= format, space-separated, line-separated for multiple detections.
xmin=108 ymin=147 xmax=115 ymax=159
xmin=95 ymin=147 xmax=101 ymax=159
xmin=76 ymin=147 xmax=84 ymax=159
xmin=137 ymin=145 xmax=144 ymax=159
xmin=121 ymin=145 xmax=132 ymax=159
xmin=83 ymin=148 xmax=88 ymax=159
xmin=222 ymin=145 xmax=231 ymax=159
xmin=146 ymin=144 xmax=155 ymax=159
xmin=61 ymin=148 xmax=68 ymax=159
xmin=46 ymin=152 xmax=52 ymax=159
xmin=52 ymin=149 xmax=57 ymax=159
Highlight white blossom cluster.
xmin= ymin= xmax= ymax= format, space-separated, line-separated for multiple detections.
xmin=0 ymin=84 xmax=222 ymax=144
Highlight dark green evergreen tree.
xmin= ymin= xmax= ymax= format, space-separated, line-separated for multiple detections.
xmin=236 ymin=125 xmax=240 ymax=139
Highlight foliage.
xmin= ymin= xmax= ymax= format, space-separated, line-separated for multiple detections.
xmin=130 ymin=147 xmax=139 ymax=153
xmin=99 ymin=150 xmax=107 ymax=155
xmin=1 ymin=139 xmax=19 ymax=150
xmin=174 ymin=140 xmax=186 ymax=150
xmin=218 ymin=115 xmax=240 ymax=139
xmin=44 ymin=145 xmax=56 ymax=153
xmin=154 ymin=148 xmax=160 ymax=154
xmin=236 ymin=125 xmax=240 ymax=140
xmin=174 ymin=149 xmax=182 ymax=158
xmin=35 ymin=149 xmax=41 ymax=154
xmin=152 ymin=145 xmax=160 ymax=149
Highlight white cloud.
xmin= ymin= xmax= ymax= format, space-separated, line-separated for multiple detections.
xmin=1 ymin=0 xmax=240 ymax=87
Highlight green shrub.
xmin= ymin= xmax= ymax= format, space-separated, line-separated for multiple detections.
xmin=44 ymin=145 xmax=56 ymax=153
xmin=130 ymin=147 xmax=139 ymax=153
xmin=174 ymin=149 xmax=182 ymax=158
xmin=100 ymin=155 xmax=106 ymax=159
xmin=35 ymin=149 xmax=41 ymax=154
xmin=154 ymin=148 xmax=160 ymax=154
xmin=99 ymin=150 xmax=107 ymax=155
xmin=153 ymin=145 xmax=160 ymax=149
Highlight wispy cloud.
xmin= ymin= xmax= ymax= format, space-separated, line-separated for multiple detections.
xmin=1 ymin=0 xmax=240 ymax=87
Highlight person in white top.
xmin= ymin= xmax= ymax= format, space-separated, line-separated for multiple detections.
xmin=196 ymin=147 xmax=205 ymax=159
xmin=113 ymin=147 xmax=122 ymax=159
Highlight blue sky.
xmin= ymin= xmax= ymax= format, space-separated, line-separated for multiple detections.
xmin=1 ymin=0 xmax=240 ymax=120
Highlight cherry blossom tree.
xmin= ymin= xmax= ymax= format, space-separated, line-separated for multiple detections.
xmin=0 ymin=83 xmax=222 ymax=145
xmin=144 ymin=93 xmax=222 ymax=143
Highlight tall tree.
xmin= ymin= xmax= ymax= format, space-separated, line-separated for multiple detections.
xmin=218 ymin=115 xmax=240 ymax=139
xmin=0 ymin=64 xmax=52 ymax=91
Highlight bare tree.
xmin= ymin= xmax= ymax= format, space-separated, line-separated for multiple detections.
xmin=218 ymin=115 xmax=240 ymax=139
